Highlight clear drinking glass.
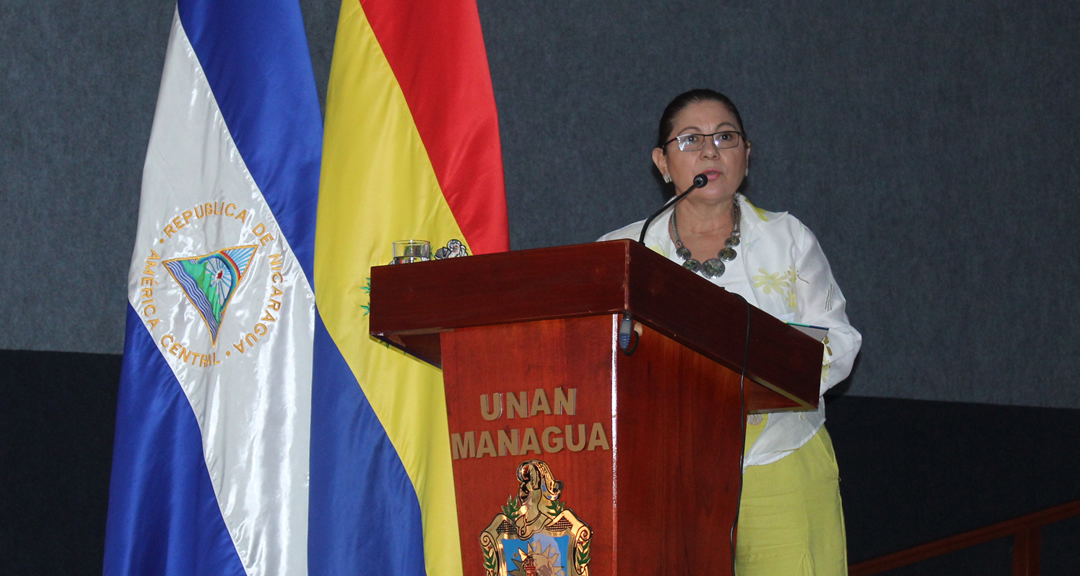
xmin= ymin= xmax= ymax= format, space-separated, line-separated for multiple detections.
xmin=392 ymin=240 xmax=431 ymax=264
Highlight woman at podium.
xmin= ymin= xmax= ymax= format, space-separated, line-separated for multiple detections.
xmin=598 ymin=89 xmax=862 ymax=575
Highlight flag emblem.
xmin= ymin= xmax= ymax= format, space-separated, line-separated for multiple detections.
xmin=163 ymin=245 xmax=257 ymax=345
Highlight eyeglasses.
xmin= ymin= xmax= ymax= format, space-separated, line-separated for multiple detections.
xmin=663 ymin=131 xmax=744 ymax=152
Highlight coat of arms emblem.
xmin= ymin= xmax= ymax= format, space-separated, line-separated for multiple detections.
xmin=162 ymin=245 xmax=257 ymax=345
xmin=480 ymin=460 xmax=592 ymax=576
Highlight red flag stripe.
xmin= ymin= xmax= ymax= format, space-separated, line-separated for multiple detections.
xmin=359 ymin=0 xmax=510 ymax=254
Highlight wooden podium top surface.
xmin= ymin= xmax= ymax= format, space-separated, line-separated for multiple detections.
xmin=370 ymin=240 xmax=822 ymax=409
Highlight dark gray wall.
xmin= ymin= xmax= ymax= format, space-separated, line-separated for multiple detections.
xmin=2 ymin=0 xmax=1079 ymax=408
xmin=1 ymin=1 xmax=171 ymax=353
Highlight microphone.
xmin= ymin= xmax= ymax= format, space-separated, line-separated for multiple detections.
xmin=636 ymin=173 xmax=709 ymax=244
xmin=622 ymin=173 xmax=709 ymax=352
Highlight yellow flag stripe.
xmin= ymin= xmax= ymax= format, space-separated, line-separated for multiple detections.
xmin=316 ymin=0 xmax=464 ymax=572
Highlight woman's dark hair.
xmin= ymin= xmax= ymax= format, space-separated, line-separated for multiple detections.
xmin=656 ymin=89 xmax=749 ymax=150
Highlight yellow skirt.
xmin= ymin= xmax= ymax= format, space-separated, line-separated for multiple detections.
xmin=736 ymin=418 xmax=847 ymax=576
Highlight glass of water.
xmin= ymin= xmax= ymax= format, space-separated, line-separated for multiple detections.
xmin=392 ymin=240 xmax=431 ymax=264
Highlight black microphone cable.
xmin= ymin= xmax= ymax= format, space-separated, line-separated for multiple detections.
xmin=729 ymin=293 xmax=752 ymax=576
xmin=617 ymin=174 xmax=752 ymax=571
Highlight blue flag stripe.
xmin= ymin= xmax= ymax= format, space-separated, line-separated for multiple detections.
xmin=309 ymin=315 xmax=428 ymax=575
xmin=104 ymin=307 xmax=247 ymax=576
xmin=177 ymin=0 xmax=322 ymax=285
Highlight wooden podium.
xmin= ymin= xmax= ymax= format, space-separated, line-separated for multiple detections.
xmin=370 ymin=240 xmax=821 ymax=576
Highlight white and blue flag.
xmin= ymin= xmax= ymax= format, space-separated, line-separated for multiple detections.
xmin=104 ymin=0 xmax=321 ymax=574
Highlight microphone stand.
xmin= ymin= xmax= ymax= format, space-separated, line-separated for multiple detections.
xmin=620 ymin=173 xmax=709 ymax=352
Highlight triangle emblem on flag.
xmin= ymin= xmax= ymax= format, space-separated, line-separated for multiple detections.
xmin=163 ymin=245 xmax=258 ymax=345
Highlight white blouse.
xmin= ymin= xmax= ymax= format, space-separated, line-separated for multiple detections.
xmin=598 ymin=194 xmax=862 ymax=467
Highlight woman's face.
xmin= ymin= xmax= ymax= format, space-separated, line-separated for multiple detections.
xmin=652 ymin=100 xmax=750 ymax=203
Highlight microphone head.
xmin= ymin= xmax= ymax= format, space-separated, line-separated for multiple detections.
xmin=693 ymin=173 xmax=708 ymax=188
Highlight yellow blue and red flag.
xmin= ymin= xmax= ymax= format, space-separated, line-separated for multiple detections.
xmin=310 ymin=0 xmax=509 ymax=573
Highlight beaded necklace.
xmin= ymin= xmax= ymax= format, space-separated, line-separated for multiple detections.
xmin=669 ymin=197 xmax=741 ymax=279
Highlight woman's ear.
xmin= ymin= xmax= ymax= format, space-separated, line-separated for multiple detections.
xmin=651 ymin=147 xmax=667 ymax=179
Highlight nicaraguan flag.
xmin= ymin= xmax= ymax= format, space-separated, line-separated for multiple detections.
xmin=104 ymin=0 xmax=322 ymax=574
xmin=310 ymin=0 xmax=509 ymax=574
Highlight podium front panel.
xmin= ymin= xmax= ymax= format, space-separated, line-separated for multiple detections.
xmin=441 ymin=314 xmax=744 ymax=576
